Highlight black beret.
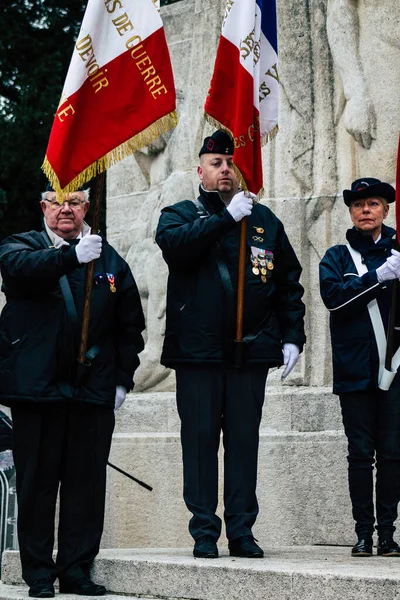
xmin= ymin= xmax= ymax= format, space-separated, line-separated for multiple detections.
xmin=199 ymin=130 xmax=234 ymax=157
xmin=343 ymin=177 xmax=395 ymax=206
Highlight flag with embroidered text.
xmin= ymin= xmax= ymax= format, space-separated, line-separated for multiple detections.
xmin=204 ymin=0 xmax=278 ymax=195
xmin=42 ymin=0 xmax=177 ymax=194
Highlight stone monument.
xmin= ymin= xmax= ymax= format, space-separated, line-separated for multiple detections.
xmin=103 ymin=0 xmax=400 ymax=550
xmin=1 ymin=0 xmax=398 ymax=552
xmin=327 ymin=0 xmax=400 ymax=188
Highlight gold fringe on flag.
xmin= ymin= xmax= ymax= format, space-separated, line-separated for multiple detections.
xmin=204 ymin=112 xmax=274 ymax=200
xmin=204 ymin=114 xmax=234 ymax=140
xmin=42 ymin=110 xmax=178 ymax=203
xmin=261 ymin=123 xmax=279 ymax=146
xmin=204 ymin=113 xmax=279 ymax=148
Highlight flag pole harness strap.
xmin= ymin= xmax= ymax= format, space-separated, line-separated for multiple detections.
xmin=191 ymin=198 xmax=272 ymax=345
xmin=347 ymin=243 xmax=400 ymax=390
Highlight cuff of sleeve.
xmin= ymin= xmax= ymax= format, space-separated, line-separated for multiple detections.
xmin=61 ymin=245 xmax=82 ymax=268
xmin=361 ymin=271 xmax=379 ymax=286
xmin=117 ymin=370 xmax=134 ymax=392
xmin=222 ymin=207 xmax=237 ymax=225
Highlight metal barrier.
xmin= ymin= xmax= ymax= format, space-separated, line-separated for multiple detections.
xmin=0 ymin=451 xmax=18 ymax=563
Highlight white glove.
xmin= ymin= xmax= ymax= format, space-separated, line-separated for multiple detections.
xmin=376 ymin=250 xmax=400 ymax=282
xmin=114 ymin=385 xmax=127 ymax=410
xmin=281 ymin=343 xmax=300 ymax=381
xmin=75 ymin=234 xmax=102 ymax=264
xmin=226 ymin=191 xmax=255 ymax=222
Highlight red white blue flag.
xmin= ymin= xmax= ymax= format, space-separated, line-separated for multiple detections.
xmin=204 ymin=0 xmax=279 ymax=195
xmin=43 ymin=0 xmax=177 ymax=195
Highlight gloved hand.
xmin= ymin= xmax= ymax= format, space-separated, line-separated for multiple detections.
xmin=75 ymin=234 xmax=102 ymax=264
xmin=226 ymin=191 xmax=255 ymax=222
xmin=114 ymin=385 xmax=127 ymax=410
xmin=376 ymin=249 xmax=400 ymax=283
xmin=281 ymin=343 xmax=300 ymax=381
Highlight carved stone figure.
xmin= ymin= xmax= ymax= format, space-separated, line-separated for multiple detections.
xmin=327 ymin=0 xmax=400 ymax=185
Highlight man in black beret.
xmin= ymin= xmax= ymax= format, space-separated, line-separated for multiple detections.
xmin=0 ymin=185 xmax=145 ymax=596
xmin=156 ymin=130 xmax=306 ymax=559
xmin=320 ymin=176 xmax=400 ymax=558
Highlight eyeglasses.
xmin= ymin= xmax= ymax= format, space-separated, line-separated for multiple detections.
xmin=45 ymin=197 xmax=86 ymax=209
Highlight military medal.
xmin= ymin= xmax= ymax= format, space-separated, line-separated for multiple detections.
xmin=250 ymin=247 xmax=274 ymax=284
xmin=106 ymin=273 xmax=116 ymax=293
xmin=250 ymin=246 xmax=274 ymax=283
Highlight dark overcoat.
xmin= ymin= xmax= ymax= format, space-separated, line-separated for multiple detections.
xmin=0 ymin=229 xmax=145 ymax=406
xmin=319 ymin=224 xmax=400 ymax=394
xmin=156 ymin=187 xmax=306 ymax=368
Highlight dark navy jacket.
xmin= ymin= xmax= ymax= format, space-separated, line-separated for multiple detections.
xmin=156 ymin=187 xmax=306 ymax=368
xmin=0 ymin=230 xmax=145 ymax=407
xmin=319 ymin=224 xmax=400 ymax=394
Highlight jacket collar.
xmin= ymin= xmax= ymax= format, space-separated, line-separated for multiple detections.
xmin=346 ymin=223 xmax=396 ymax=251
xmin=44 ymin=220 xmax=91 ymax=249
xmin=198 ymin=185 xmax=226 ymax=214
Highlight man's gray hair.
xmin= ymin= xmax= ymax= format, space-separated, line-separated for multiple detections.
xmin=41 ymin=189 xmax=90 ymax=202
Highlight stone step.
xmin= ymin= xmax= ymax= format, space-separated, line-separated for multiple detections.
xmin=3 ymin=547 xmax=400 ymax=600
xmin=0 ymin=584 xmax=151 ymax=600
xmin=104 ymin=387 xmax=351 ymax=548
xmin=115 ymin=386 xmax=342 ymax=435
xmin=103 ymin=429 xmax=353 ymax=549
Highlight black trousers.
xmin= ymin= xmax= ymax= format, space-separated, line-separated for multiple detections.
xmin=11 ymin=402 xmax=115 ymax=586
xmin=175 ymin=365 xmax=268 ymax=542
xmin=339 ymin=389 xmax=400 ymax=539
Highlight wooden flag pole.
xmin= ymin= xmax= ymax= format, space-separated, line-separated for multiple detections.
xmin=233 ymin=216 xmax=247 ymax=367
xmin=385 ymin=270 xmax=399 ymax=371
xmin=384 ymin=136 xmax=400 ymax=372
xmin=78 ymin=169 xmax=105 ymax=365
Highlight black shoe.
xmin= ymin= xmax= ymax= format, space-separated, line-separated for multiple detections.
xmin=377 ymin=538 xmax=400 ymax=557
xmin=351 ymin=537 xmax=373 ymax=557
xmin=193 ymin=535 xmax=219 ymax=558
xmin=29 ymin=579 xmax=55 ymax=598
xmin=59 ymin=577 xmax=107 ymax=595
xmin=229 ymin=535 xmax=264 ymax=558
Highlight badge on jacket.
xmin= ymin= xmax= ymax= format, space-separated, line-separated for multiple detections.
xmin=106 ymin=273 xmax=116 ymax=293
xmin=252 ymin=226 xmax=265 ymax=242
xmin=250 ymin=247 xmax=274 ymax=283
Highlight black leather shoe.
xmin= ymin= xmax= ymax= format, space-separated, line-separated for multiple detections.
xmin=229 ymin=535 xmax=264 ymax=558
xmin=193 ymin=535 xmax=219 ymax=558
xmin=59 ymin=577 xmax=107 ymax=595
xmin=29 ymin=579 xmax=55 ymax=598
xmin=377 ymin=539 xmax=400 ymax=557
xmin=351 ymin=537 xmax=373 ymax=557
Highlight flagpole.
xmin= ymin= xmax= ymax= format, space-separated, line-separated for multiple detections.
xmin=77 ymin=168 xmax=105 ymax=367
xmin=385 ymin=277 xmax=399 ymax=371
xmin=233 ymin=217 xmax=247 ymax=367
xmin=384 ymin=136 xmax=400 ymax=372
